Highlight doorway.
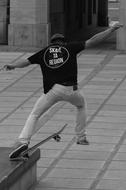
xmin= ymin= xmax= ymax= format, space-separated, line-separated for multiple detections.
xmin=98 ymin=0 xmax=108 ymax=26
xmin=0 ymin=0 xmax=9 ymax=44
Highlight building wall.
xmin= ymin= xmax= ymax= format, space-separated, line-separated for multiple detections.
xmin=117 ymin=0 xmax=126 ymax=50
xmin=97 ymin=0 xmax=108 ymax=26
xmin=8 ymin=0 xmax=49 ymax=48
xmin=0 ymin=0 xmax=9 ymax=44
xmin=49 ymin=0 xmax=65 ymax=36
xmin=0 ymin=0 xmax=109 ymax=48
xmin=108 ymin=0 xmax=119 ymax=21
xmin=50 ymin=0 xmax=107 ymax=41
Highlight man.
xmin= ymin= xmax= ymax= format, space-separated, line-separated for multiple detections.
xmin=4 ymin=22 xmax=122 ymax=159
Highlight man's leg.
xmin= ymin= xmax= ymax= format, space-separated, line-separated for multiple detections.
xmin=67 ymin=90 xmax=89 ymax=145
xmin=9 ymin=89 xmax=61 ymax=159
xmin=18 ymin=93 xmax=56 ymax=143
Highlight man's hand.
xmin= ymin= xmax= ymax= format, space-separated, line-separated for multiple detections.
xmin=110 ymin=21 xmax=123 ymax=31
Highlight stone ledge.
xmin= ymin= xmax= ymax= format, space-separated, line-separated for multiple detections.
xmin=0 ymin=147 xmax=40 ymax=190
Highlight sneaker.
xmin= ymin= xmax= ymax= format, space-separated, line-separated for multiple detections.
xmin=77 ymin=135 xmax=89 ymax=145
xmin=9 ymin=141 xmax=28 ymax=159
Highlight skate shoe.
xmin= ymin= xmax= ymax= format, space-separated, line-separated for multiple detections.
xmin=77 ymin=134 xmax=89 ymax=145
xmin=9 ymin=141 xmax=28 ymax=159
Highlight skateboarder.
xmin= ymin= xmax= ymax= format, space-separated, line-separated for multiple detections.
xmin=3 ymin=22 xmax=122 ymax=159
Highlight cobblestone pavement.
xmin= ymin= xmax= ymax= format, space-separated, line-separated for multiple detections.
xmin=0 ymin=45 xmax=126 ymax=190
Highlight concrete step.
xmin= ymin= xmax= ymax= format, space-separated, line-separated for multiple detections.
xmin=0 ymin=147 xmax=40 ymax=190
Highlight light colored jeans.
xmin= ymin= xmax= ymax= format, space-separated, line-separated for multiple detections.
xmin=18 ymin=84 xmax=87 ymax=143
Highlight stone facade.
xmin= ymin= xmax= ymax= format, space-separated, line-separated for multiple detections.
xmin=117 ymin=0 xmax=126 ymax=50
xmin=0 ymin=0 xmax=110 ymax=49
xmin=8 ymin=0 xmax=49 ymax=48
xmin=108 ymin=0 xmax=120 ymax=21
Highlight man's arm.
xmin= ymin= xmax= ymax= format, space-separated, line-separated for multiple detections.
xmin=3 ymin=60 xmax=31 ymax=71
xmin=85 ymin=22 xmax=123 ymax=48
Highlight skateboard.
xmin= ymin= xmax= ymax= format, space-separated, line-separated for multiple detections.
xmin=10 ymin=123 xmax=67 ymax=161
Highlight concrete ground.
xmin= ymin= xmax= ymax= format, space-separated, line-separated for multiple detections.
xmin=0 ymin=42 xmax=126 ymax=190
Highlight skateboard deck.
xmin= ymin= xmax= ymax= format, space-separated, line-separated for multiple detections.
xmin=10 ymin=123 xmax=67 ymax=161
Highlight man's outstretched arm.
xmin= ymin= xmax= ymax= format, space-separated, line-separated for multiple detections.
xmin=3 ymin=60 xmax=31 ymax=71
xmin=85 ymin=22 xmax=123 ymax=48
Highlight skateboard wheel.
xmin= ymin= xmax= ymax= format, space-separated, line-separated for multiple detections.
xmin=53 ymin=134 xmax=61 ymax=142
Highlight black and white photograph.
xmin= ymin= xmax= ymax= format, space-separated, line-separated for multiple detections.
xmin=0 ymin=0 xmax=125 ymax=190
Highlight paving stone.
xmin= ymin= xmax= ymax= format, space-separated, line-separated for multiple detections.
xmin=108 ymin=161 xmax=126 ymax=170
xmin=47 ymin=168 xmax=99 ymax=179
xmin=118 ymin=145 xmax=126 ymax=152
xmin=39 ymin=178 xmax=92 ymax=189
xmin=93 ymin=116 xmax=126 ymax=123
xmin=122 ymin=139 xmax=126 ymax=144
xmin=103 ymin=170 xmax=126 ymax=180
xmin=55 ymin=159 xmax=105 ymax=169
xmin=98 ymin=110 xmax=126 ymax=117
xmin=37 ymin=158 xmax=54 ymax=168
xmin=50 ymin=114 xmax=76 ymax=121
xmin=89 ymin=135 xmax=120 ymax=144
xmin=88 ymin=121 xmax=126 ymax=129
xmin=37 ymin=168 xmax=47 ymax=179
xmin=63 ymin=150 xmax=110 ymax=160
xmin=40 ymin=149 xmax=62 ymax=158
xmin=113 ymin=153 xmax=126 ymax=161
xmin=70 ymin=143 xmax=115 ymax=152
xmin=102 ymin=104 xmax=126 ymax=111
xmin=40 ymin=141 xmax=69 ymax=150
xmin=96 ymin=179 xmax=126 ymax=190
xmin=87 ymin=128 xmax=124 ymax=136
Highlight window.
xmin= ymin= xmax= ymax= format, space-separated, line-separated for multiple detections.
xmin=88 ymin=0 xmax=92 ymax=25
xmin=93 ymin=0 xmax=96 ymax=14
